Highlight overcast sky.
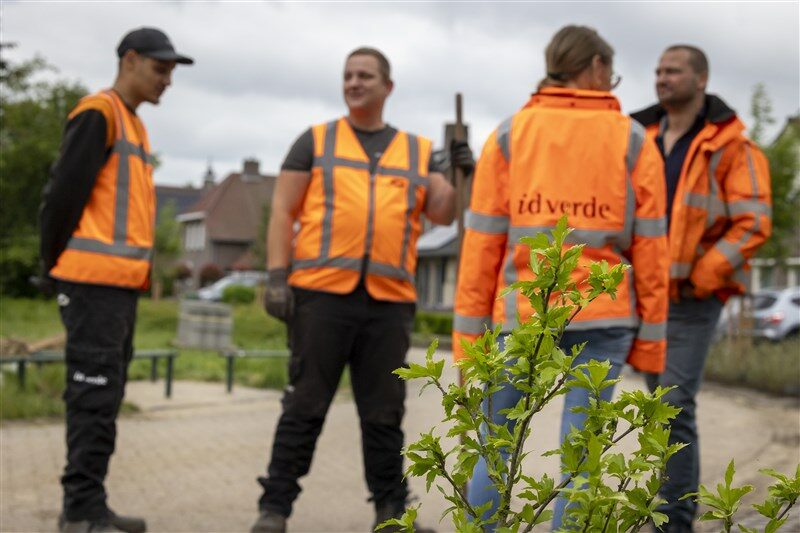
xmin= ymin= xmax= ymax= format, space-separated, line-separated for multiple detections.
xmin=3 ymin=1 xmax=798 ymax=187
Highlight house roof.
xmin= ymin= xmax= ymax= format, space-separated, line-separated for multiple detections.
xmin=183 ymin=165 xmax=276 ymax=242
xmin=417 ymin=222 xmax=459 ymax=257
xmin=155 ymin=184 xmax=204 ymax=220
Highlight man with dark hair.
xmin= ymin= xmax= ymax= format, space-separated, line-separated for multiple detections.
xmin=250 ymin=47 xmax=473 ymax=533
xmin=632 ymin=46 xmax=771 ymax=533
xmin=37 ymin=27 xmax=193 ymax=533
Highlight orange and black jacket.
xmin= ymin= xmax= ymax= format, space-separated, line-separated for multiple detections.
xmin=288 ymin=118 xmax=433 ymax=303
xmin=631 ymin=95 xmax=772 ymax=302
xmin=43 ymin=89 xmax=156 ymax=290
xmin=453 ymin=88 xmax=670 ymax=373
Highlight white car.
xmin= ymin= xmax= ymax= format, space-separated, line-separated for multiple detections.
xmin=749 ymin=287 xmax=800 ymax=341
xmin=197 ymin=271 xmax=268 ymax=302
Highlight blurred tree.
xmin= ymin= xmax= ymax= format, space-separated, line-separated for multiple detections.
xmin=0 ymin=48 xmax=87 ymax=296
xmin=750 ymin=83 xmax=800 ymax=261
xmin=151 ymin=200 xmax=181 ymax=299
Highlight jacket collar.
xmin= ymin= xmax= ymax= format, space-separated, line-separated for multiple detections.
xmin=630 ymin=94 xmax=736 ymax=128
xmin=524 ymin=87 xmax=621 ymax=112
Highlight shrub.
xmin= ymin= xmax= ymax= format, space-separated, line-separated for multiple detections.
xmin=414 ymin=311 xmax=453 ymax=335
xmin=222 ymin=284 xmax=256 ymax=305
xmin=0 ymin=233 xmax=40 ymax=298
xmin=199 ymin=263 xmax=223 ymax=287
xmin=173 ymin=262 xmax=192 ymax=280
xmin=385 ymin=218 xmax=800 ymax=532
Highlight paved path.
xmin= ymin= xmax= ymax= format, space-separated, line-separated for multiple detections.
xmin=2 ymin=347 xmax=799 ymax=532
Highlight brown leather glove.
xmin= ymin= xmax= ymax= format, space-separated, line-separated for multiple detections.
xmin=264 ymin=268 xmax=294 ymax=322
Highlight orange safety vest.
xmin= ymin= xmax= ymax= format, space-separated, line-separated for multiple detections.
xmin=50 ymin=90 xmax=155 ymax=290
xmin=632 ymin=95 xmax=772 ymax=301
xmin=453 ymin=88 xmax=670 ymax=373
xmin=288 ymin=118 xmax=432 ymax=303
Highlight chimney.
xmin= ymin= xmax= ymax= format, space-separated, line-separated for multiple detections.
xmin=242 ymin=158 xmax=261 ymax=180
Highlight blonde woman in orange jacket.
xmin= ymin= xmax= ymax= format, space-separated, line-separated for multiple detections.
xmin=453 ymin=26 xmax=669 ymax=530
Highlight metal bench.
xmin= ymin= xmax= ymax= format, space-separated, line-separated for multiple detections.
xmin=218 ymin=349 xmax=289 ymax=393
xmin=4 ymin=349 xmax=179 ymax=398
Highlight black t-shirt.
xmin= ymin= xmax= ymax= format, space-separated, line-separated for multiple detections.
xmin=282 ymin=124 xmax=439 ymax=175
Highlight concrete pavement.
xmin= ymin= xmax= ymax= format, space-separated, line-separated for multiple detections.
xmin=2 ymin=346 xmax=798 ymax=532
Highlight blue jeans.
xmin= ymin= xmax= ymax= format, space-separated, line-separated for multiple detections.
xmin=645 ymin=296 xmax=723 ymax=530
xmin=467 ymin=328 xmax=635 ymax=531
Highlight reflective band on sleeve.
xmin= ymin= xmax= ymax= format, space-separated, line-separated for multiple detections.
xmin=638 ymin=321 xmax=667 ymax=342
xmin=633 ymin=216 xmax=667 ymax=237
xmin=671 ymin=262 xmax=692 ymax=278
xmin=714 ymin=239 xmax=745 ymax=269
xmin=453 ymin=313 xmax=491 ymax=335
xmin=733 ymin=266 xmax=751 ymax=291
xmin=626 ymin=120 xmax=645 ymax=174
xmin=744 ymin=144 xmax=760 ymax=197
xmin=496 ymin=117 xmax=512 ymax=161
xmin=465 ymin=210 xmax=509 ymax=234
xmin=67 ymin=237 xmax=152 ymax=260
xmin=727 ymin=200 xmax=771 ymax=217
xmin=292 ymin=256 xmax=362 ymax=272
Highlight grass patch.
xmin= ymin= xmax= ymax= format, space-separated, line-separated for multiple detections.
xmin=706 ymin=337 xmax=800 ymax=396
xmin=0 ymin=364 xmax=138 ymax=421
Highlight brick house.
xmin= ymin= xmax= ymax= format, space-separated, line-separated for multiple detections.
xmin=177 ymin=158 xmax=276 ymax=283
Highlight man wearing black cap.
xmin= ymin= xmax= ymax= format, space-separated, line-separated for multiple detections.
xmin=36 ymin=27 xmax=192 ymax=533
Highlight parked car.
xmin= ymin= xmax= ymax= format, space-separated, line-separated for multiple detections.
xmin=747 ymin=286 xmax=800 ymax=342
xmin=196 ymin=271 xmax=268 ymax=302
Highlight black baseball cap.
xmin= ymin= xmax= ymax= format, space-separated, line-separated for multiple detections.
xmin=117 ymin=27 xmax=194 ymax=65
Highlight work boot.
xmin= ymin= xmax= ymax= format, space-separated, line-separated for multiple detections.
xmin=108 ymin=510 xmax=147 ymax=533
xmin=57 ymin=514 xmax=122 ymax=533
xmin=251 ymin=509 xmax=287 ymax=533
xmin=373 ymin=501 xmax=435 ymax=533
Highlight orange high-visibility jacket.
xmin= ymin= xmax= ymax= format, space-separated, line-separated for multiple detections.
xmin=288 ymin=118 xmax=432 ymax=303
xmin=453 ymin=88 xmax=670 ymax=373
xmin=632 ymin=95 xmax=772 ymax=301
xmin=51 ymin=90 xmax=155 ymax=290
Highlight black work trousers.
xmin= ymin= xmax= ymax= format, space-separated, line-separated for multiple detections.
xmin=57 ymin=281 xmax=138 ymax=522
xmin=258 ymin=284 xmax=415 ymax=517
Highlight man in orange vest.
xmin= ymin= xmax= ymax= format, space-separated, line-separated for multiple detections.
xmin=632 ymin=45 xmax=771 ymax=533
xmin=251 ymin=47 xmax=472 ymax=533
xmin=37 ymin=28 xmax=193 ymax=533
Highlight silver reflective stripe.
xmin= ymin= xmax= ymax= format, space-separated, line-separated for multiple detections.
xmin=733 ymin=266 xmax=751 ymax=291
xmin=727 ymin=200 xmax=771 ymax=217
xmin=705 ymin=150 xmax=725 ymax=226
xmin=620 ymin=121 xmax=644 ymax=252
xmin=368 ymin=261 xmax=414 ymax=282
xmin=502 ymin=247 xmax=518 ymax=330
xmin=714 ymin=239 xmax=745 ymax=269
xmin=496 ymin=117 xmax=512 ymax=161
xmin=314 ymin=156 xmax=369 ymax=171
xmin=114 ymin=139 xmax=150 ymax=164
xmin=626 ymin=120 xmax=645 ymax=174
xmin=397 ymin=136 xmax=420 ymax=281
xmin=68 ymin=237 xmax=152 ymax=260
xmin=318 ymin=120 xmax=338 ymax=260
xmin=633 ymin=216 xmax=666 ymax=237
xmin=638 ymin=321 xmax=666 ymax=342
xmin=375 ymin=166 xmax=429 ymax=188
xmin=465 ymin=210 xmax=509 ymax=234
xmin=509 ymin=226 xmax=621 ymax=249
xmin=292 ymin=256 xmax=362 ymax=271
xmin=744 ymin=144 xmax=763 ymax=236
xmin=454 ymin=313 xmax=491 ymax=335
xmin=111 ymin=100 xmax=130 ymax=243
xmin=567 ymin=316 xmax=639 ymax=331
xmin=671 ymin=262 xmax=692 ymax=278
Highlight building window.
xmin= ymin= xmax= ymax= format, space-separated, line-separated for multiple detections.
xmin=185 ymin=222 xmax=205 ymax=251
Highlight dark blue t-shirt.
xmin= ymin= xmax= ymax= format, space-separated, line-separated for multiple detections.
xmin=655 ymin=108 xmax=707 ymax=227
